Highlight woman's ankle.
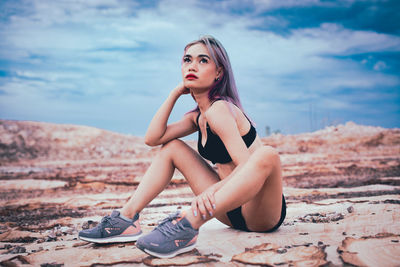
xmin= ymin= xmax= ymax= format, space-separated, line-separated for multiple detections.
xmin=183 ymin=209 xmax=205 ymax=230
xmin=120 ymin=207 xmax=139 ymax=220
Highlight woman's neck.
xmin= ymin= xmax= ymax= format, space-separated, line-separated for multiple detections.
xmin=192 ymin=90 xmax=211 ymax=114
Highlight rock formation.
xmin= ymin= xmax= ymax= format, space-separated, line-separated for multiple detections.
xmin=0 ymin=119 xmax=399 ymax=266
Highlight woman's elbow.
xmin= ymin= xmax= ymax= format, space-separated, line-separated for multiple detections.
xmin=144 ymin=140 xmax=154 ymax=146
xmin=144 ymin=135 xmax=159 ymax=146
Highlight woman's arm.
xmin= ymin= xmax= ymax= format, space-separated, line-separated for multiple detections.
xmin=206 ymin=101 xmax=251 ymax=165
xmin=191 ymin=102 xmax=252 ymax=218
xmin=144 ymin=83 xmax=197 ymax=146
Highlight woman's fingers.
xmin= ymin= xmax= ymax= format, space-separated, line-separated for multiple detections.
xmin=203 ymin=193 xmax=214 ymax=217
xmin=191 ymin=199 xmax=198 ymax=217
xmin=196 ymin=197 xmax=207 ymax=220
xmin=173 ymin=82 xmax=189 ymax=96
xmin=197 ymin=194 xmax=215 ymax=220
xmin=207 ymin=190 xmax=216 ymax=211
xmin=192 ymin=196 xmax=207 ymax=219
xmin=192 ymin=188 xmax=217 ymax=220
xmin=182 ymin=87 xmax=190 ymax=94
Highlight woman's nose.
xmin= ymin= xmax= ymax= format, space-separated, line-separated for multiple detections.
xmin=188 ymin=62 xmax=197 ymax=71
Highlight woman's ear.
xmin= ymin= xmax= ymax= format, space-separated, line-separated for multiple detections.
xmin=216 ymin=67 xmax=224 ymax=80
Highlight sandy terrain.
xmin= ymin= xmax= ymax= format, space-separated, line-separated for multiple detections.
xmin=0 ymin=119 xmax=399 ymax=266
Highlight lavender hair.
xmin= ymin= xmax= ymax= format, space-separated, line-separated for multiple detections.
xmin=184 ymin=35 xmax=252 ymax=124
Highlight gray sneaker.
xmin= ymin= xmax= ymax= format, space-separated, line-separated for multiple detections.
xmin=79 ymin=210 xmax=142 ymax=243
xmin=136 ymin=211 xmax=199 ymax=258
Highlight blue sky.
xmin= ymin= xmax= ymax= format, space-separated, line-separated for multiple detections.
xmin=0 ymin=0 xmax=399 ymax=136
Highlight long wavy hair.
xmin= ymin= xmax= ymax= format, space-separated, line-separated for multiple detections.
xmin=184 ymin=35 xmax=250 ymax=121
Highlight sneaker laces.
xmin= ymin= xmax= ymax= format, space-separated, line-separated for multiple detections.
xmin=156 ymin=212 xmax=186 ymax=237
xmin=100 ymin=215 xmax=116 ymax=227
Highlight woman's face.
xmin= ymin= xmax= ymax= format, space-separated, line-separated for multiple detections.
xmin=182 ymin=43 xmax=221 ymax=91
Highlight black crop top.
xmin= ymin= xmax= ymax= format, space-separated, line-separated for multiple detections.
xmin=196 ymin=105 xmax=257 ymax=164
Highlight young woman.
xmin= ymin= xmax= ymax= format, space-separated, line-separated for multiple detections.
xmin=79 ymin=35 xmax=286 ymax=258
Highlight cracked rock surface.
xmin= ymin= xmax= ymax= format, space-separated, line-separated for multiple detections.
xmin=1 ymin=120 xmax=399 ymax=266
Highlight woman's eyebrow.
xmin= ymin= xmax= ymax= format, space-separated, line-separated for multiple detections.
xmin=184 ymin=54 xmax=210 ymax=59
xmin=198 ymin=54 xmax=210 ymax=59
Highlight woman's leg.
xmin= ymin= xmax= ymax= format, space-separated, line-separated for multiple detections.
xmin=121 ymin=139 xmax=232 ymax=226
xmin=185 ymin=146 xmax=283 ymax=232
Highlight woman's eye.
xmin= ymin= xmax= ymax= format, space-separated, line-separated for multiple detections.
xmin=200 ymin=58 xmax=208 ymax=63
xmin=183 ymin=57 xmax=191 ymax=63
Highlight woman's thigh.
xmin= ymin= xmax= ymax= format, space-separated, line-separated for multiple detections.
xmin=163 ymin=139 xmax=233 ymax=226
xmin=241 ymin=146 xmax=284 ymax=232
xmin=164 ymin=139 xmax=219 ymax=194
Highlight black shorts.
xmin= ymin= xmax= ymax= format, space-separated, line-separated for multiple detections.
xmin=226 ymin=195 xmax=286 ymax=232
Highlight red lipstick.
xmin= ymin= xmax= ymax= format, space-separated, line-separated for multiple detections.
xmin=185 ymin=73 xmax=198 ymax=80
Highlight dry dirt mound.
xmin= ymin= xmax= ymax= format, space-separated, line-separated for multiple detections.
xmin=262 ymin=121 xmax=400 ymax=154
xmin=2 ymin=120 xmax=399 ymax=163
xmin=0 ymin=120 xmax=147 ymax=163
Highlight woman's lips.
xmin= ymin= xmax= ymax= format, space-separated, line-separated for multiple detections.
xmin=185 ymin=74 xmax=198 ymax=80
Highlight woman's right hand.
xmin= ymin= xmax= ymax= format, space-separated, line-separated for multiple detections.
xmin=173 ymin=82 xmax=190 ymax=96
xmin=191 ymin=185 xmax=217 ymax=220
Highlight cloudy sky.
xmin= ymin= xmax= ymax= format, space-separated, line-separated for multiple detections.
xmin=0 ymin=0 xmax=399 ymax=137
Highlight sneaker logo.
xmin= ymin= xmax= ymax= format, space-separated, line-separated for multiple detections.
xmin=104 ymin=227 xmax=120 ymax=234
xmin=174 ymin=240 xmax=186 ymax=247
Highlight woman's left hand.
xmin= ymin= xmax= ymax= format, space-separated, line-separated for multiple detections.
xmin=191 ymin=186 xmax=217 ymax=220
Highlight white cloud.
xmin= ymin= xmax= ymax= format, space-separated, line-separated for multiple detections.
xmin=253 ymin=0 xmax=355 ymax=11
xmin=0 ymin=0 xmax=399 ymax=134
xmin=373 ymin=61 xmax=387 ymax=71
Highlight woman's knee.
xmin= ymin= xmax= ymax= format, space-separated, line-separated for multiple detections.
xmin=253 ymin=146 xmax=280 ymax=169
xmin=159 ymin=139 xmax=186 ymax=158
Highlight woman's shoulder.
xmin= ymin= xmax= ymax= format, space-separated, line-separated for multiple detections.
xmin=208 ymin=99 xmax=240 ymax=116
xmin=206 ymin=99 xmax=252 ymax=131
xmin=205 ymin=100 xmax=236 ymax=125
xmin=208 ymin=98 xmax=231 ymax=110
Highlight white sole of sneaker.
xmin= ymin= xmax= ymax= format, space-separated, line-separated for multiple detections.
xmin=79 ymin=232 xmax=143 ymax=244
xmin=143 ymin=243 xmax=197 ymax=258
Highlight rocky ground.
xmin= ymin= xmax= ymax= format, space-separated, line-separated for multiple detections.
xmin=0 ymin=119 xmax=399 ymax=266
